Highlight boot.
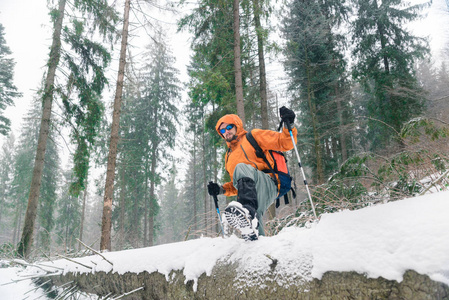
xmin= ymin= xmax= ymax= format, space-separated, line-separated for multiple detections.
xmin=222 ymin=177 xmax=259 ymax=241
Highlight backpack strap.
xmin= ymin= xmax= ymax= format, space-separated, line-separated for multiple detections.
xmin=246 ymin=130 xmax=295 ymax=207
xmin=246 ymin=131 xmax=279 ymax=189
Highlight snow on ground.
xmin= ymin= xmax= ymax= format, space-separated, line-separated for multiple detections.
xmin=0 ymin=265 xmax=48 ymax=299
xmin=1 ymin=191 xmax=449 ymax=298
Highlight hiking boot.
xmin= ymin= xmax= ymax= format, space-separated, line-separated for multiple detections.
xmin=222 ymin=201 xmax=258 ymax=241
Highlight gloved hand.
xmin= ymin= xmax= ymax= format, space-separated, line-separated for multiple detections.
xmin=280 ymin=106 xmax=295 ymax=127
xmin=208 ymin=181 xmax=224 ymax=196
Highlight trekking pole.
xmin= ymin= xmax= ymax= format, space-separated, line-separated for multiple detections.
xmin=284 ymin=121 xmax=318 ymax=219
xmin=212 ymin=193 xmax=225 ymax=237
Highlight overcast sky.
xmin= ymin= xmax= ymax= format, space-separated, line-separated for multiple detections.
xmin=0 ymin=0 xmax=51 ymax=139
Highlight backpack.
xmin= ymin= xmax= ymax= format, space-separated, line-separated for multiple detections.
xmin=246 ymin=130 xmax=296 ymax=208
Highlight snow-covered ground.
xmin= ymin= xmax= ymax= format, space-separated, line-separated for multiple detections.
xmin=1 ymin=191 xmax=448 ymax=299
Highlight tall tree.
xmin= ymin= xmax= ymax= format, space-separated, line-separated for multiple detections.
xmin=10 ymin=97 xmax=59 ymax=251
xmin=17 ymin=0 xmax=118 ymax=258
xmin=139 ymin=33 xmax=180 ymax=246
xmin=351 ymin=0 xmax=429 ymax=149
xmin=0 ymin=133 xmax=14 ymax=237
xmin=100 ymin=0 xmax=130 ymax=251
xmin=0 ymin=23 xmax=21 ymax=136
xmin=36 ymin=117 xmax=59 ymax=254
xmin=156 ymin=163 xmax=184 ymax=244
xmin=56 ymin=168 xmax=81 ymax=251
xmin=179 ymin=0 xmax=253 ymax=121
xmin=233 ymin=0 xmax=245 ymax=122
xmin=282 ymin=0 xmax=352 ymax=183
xmin=252 ymin=0 xmax=269 ymax=129
xmin=110 ymin=30 xmax=181 ymax=248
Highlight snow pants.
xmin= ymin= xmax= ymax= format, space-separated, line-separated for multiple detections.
xmin=232 ymin=163 xmax=278 ymax=236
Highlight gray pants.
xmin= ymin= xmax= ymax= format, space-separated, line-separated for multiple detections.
xmin=232 ymin=163 xmax=278 ymax=235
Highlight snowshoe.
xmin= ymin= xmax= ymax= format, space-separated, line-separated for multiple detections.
xmin=222 ymin=201 xmax=258 ymax=241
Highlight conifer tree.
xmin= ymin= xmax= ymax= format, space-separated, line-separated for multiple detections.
xmin=112 ymin=31 xmax=181 ymax=248
xmin=179 ymin=0 xmax=252 ymax=122
xmin=351 ymin=0 xmax=429 ymax=149
xmin=11 ymin=98 xmax=59 ymax=251
xmin=18 ymin=0 xmax=118 ymax=258
xmin=0 ymin=23 xmax=21 ymax=135
xmin=56 ymin=168 xmax=81 ymax=251
xmin=0 ymin=134 xmax=14 ymax=237
xmin=282 ymin=0 xmax=352 ymax=183
xmin=156 ymin=163 xmax=184 ymax=244
xmin=100 ymin=0 xmax=130 ymax=252
xmin=139 ymin=33 xmax=180 ymax=246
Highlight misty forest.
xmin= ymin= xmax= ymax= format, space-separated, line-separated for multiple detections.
xmin=0 ymin=0 xmax=448 ymax=261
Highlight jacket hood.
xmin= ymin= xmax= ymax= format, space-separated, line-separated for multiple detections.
xmin=215 ymin=114 xmax=247 ymax=147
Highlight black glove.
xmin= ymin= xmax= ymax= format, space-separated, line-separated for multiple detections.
xmin=208 ymin=181 xmax=224 ymax=196
xmin=280 ymin=106 xmax=295 ymax=126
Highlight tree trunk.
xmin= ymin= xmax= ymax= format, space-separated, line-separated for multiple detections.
xmin=335 ymin=91 xmax=348 ymax=163
xmin=149 ymin=147 xmax=157 ymax=247
xmin=132 ymin=174 xmax=139 ymax=248
xmin=201 ymin=112 xmax=208 ymax=235
xmin=233 ymin=0 xmax=245 ymax=123
xmin=17 ymin=0 xmax=66 ymax=258
xmin=78 ymin=187 xmax=88 ymax=252
xmin=304 ymin=47 xmax=324 ymax=184
xmin=144 ymin=165 xmax=149 ymax=247
xmin=147 ymin=104 xmax=159 ymax=247
xmin=118 ymin=167 xmax=125 ymax=250
xmin=253 ymin=0 xmax=268 ymax=130
xmin=100 ymin=0 xmax=130 ymax=252
xmin=193 ymin=128 xmax=197 ymax=236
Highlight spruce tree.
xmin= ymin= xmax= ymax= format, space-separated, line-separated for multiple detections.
xmin=0 ymin=134 xmax=14 ymax=239
xmin=351 ymin=0 xmax=429 ymax=149
xmin=113 ymin=31 xmax=181 ymax=248
xmin=156 ymin=163 xmax=184 ymax=244
xmin=10 ymin=98 xmax=59 ymax=251
xmin=18 ymin=0 xmax=118 ymax=258
xmin=282 ymin=0 xmax=352 ymax=183
xmin=56 ymin=168 xmax=81 ymax=252
xmin=0 ymin=23 xmax=21 ymax=135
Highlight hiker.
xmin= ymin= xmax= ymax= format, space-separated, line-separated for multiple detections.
xmin=207 ymin=107 xmax=297 ymax=240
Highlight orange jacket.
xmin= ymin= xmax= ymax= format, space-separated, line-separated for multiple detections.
xmin=215 ymin=114 xmax=297 ymax=196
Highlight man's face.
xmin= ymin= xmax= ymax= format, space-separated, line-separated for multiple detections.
xmin=219 ymin=123 xmax=237 ymax=142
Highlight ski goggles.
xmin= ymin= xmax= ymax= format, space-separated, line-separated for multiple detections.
xmin=219 ymin=124 xmax=235 ymax=134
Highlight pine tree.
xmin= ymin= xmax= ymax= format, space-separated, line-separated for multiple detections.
xmin=179 ymin=0 xmax=253 ymax=123
xmin=156 ymin=163 xmax=184 ymax=244
xmin=0 ymin=134 xmax=14 ymax=239
xmin=56 ymin=168 xmax=81 ymax=252
xmin=282 ymin=0 xmax=352 ymax=183
xmin=18 ymin=0 xmax=118 ymax=258
xmin=100 ymin=0 xmax=130 ymax=252
xmin=138 ymin=32 xmax=180 ymax=246
xmin=10 ymin=98 xmax=59 ymax=251
xmin=0 ymin=23 xmax=21 ymax=136
xmin=351 ymin=0 xmax=430 ymax=149
xmin=112 ymin=31 xmax=181 ymax=248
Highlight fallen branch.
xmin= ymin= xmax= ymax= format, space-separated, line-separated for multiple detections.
xmin=420 ymin=169 xmax=449 ymax=195
xmin=56 ymin=254 xmax=92 ymax=270
xmin=76 ymin=238 xmax=113 ymax=266
xmin=113 ymin=286 xmax=145 ymax=299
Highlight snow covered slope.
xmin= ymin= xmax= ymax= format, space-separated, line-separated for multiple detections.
xmin=1 ymin=191 xmax=449 ymax=297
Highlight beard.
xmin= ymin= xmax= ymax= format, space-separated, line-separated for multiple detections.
xmin=225 ymin=134 xmax=237 ymax=143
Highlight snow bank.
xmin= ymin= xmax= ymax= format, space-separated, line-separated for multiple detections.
xmin=2 ymin=191 xmax=448 ymax=296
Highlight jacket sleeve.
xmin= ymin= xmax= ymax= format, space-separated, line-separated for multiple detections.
xmin=252 ymin=127 xmax=297 ymax=152
xmin=222 ymin=181 xmax=238 ymax=196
